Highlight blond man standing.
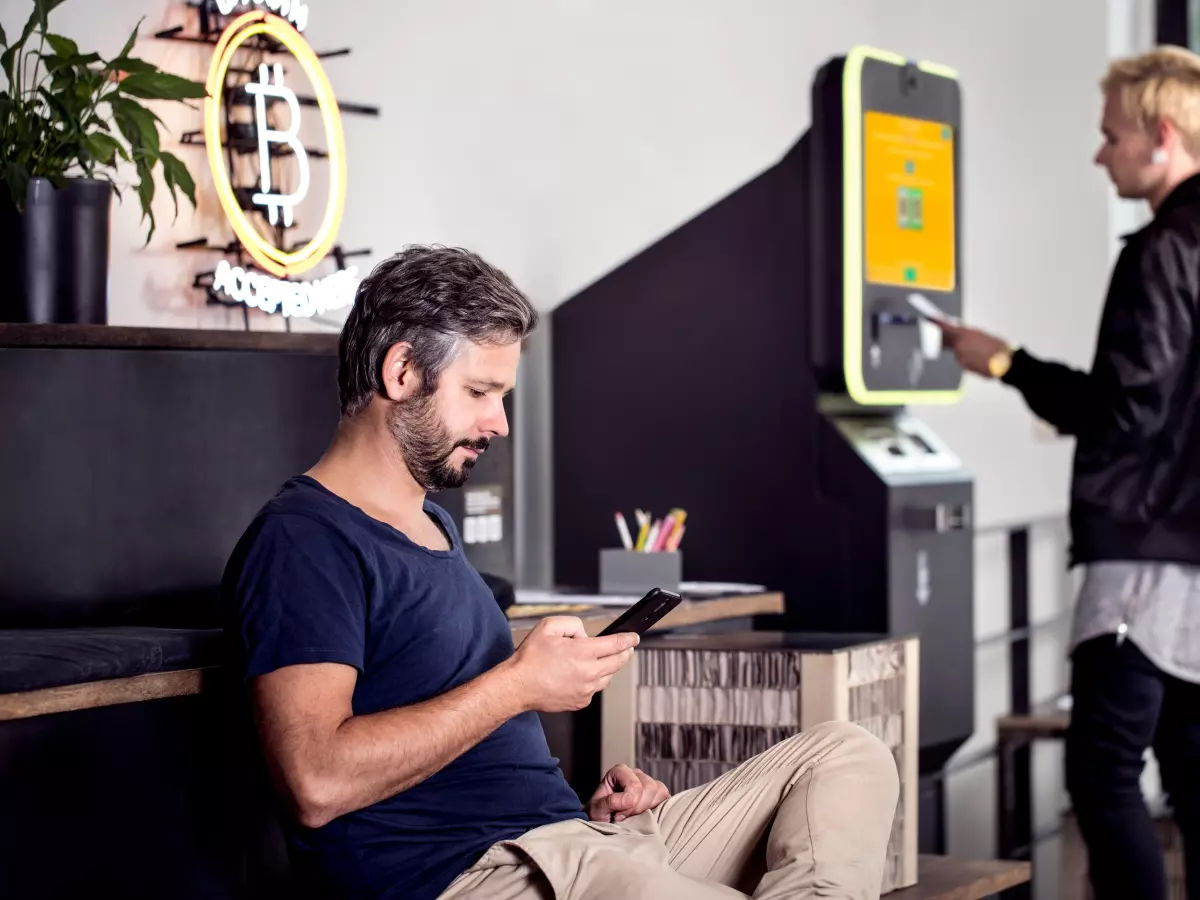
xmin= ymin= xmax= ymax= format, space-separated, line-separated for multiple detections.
xmin=939 ymin=48 xmax=1200 ymax=899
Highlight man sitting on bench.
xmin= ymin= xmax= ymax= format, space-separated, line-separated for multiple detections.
xmin=222 ymin=246 xmax=900 ymax=900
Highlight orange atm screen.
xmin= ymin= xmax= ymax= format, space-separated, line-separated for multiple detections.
xmin=863 ymin=111 xmax=955 ymax=291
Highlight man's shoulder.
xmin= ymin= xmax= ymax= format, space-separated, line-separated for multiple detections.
xmin=1112 ymin=212 xmax=1200 ymax=316
xmin=1129 ymin=203 xmax=1200 ymax=260
xmin=225 ymin=478 xmax=366 ymax=580
xmin=259 ymin=476 xmax=344 ymax=522
xmin=246 ymin=478 xmax=353 ymax=540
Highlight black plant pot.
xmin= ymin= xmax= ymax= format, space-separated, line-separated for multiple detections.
xmin=0 ymin=176 xmax=110 ymax=324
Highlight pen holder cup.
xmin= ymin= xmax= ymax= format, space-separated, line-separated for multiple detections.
xmin=599 ymin=549 xmax=682 ymax=596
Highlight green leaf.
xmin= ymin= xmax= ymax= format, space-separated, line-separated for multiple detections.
xmin=110 ymin=95 xmax=161 ymax=156
xmin=5 ymin=0 xmax=69 ymax=80
xmin=100 ymin=171 xmax=121 ymax=202
xmin=38 ymin=79 xmax=87 ymax=121
xmin=17 ymin=3 xmax=43 ymax=46
xmin=159 ymin=150 xmax=196 ymax=218
xmin=106 ymin=56 xmax=156 ymax=75
xmin=48 ymin=61 xmax=74 ymax=92
xmin=86 ymin=131 xmax=124 ymax=167
xmin=1 ymin=46 xmax=21 ymax=89
xmin=45 ymin=33 xmax=77 ymax=58
xmin=74 ymin=75 xmax=94 ymax=104
xmin=40 ymin=50 xmax=101 ymax=76
xmin=134 ymin=156 xmax=156 ymax=244
xmin=34 ymin=0 xmax=70 ymax=32
xmin=117 ymin=71 xmax=207 ymax=101
xmin=116 ymin=19 xmax=142 ymax=63
xmin=0 ymin=22 xmax=8 ymax=50
xmin=3 ymin=162 xmax=29 ymax=212
xmin=37 ymin=85 xmax=74 ymax=125
xmin=4 ymin=0 xmax=58 ymax=85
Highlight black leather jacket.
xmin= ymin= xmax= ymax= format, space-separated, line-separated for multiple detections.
xmin=1004 ymin=173 xmax=1200 ymax=565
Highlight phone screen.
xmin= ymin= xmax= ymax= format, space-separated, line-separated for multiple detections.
xmin=597 ymin=588 xmax=683 ymax=637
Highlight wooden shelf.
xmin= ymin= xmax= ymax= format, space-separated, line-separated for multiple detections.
xmin=0 ymin=323 xmax=338 ymax=353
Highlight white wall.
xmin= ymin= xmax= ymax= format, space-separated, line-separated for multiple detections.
xmin=5 ymin=1 xmax=1127 ymax=895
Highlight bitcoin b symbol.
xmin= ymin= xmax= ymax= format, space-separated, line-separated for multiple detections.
xmin=244 ymin=63 xmax=310 ymax=228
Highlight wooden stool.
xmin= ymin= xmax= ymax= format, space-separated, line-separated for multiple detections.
xmin=995 ymin=697 xmax=1069 ymax=862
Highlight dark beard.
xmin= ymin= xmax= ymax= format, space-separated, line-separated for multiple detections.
xmin=387 ymin=392 xmax=490 ymax=492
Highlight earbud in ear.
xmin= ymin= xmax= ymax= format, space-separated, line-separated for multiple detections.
xmin=1152 ymin=147 xmax=1168 ymax=164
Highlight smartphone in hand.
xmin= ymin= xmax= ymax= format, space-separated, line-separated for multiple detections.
xmin=597 ymin=588 xmax=682 ymax=637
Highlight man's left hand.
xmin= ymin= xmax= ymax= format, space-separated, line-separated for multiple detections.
xmin=936 ymin=320 xmax=1011 ymax=378
xmin=587 ymin=764 xmax=670 ymax=823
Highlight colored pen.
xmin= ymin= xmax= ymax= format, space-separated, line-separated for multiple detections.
xmin=615 ymin=512 xmax=634 ymax=550
xmin=667 ymin=509 xmax=687 ymax=549
xmin=634 ymin=517 xmax=651 ymax=551
xmin=666 ymin=524 xmax=686 ymax=551
xmin=653 ymin=513 xmax=677 ymax=552
xmin=643 ymin=520 xmax=662 ymax=553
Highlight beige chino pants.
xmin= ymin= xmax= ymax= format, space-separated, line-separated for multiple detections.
xmin=438 ymin=720 xmax=899 ymax=900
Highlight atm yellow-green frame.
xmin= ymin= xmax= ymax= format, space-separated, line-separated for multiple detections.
xmin=840 ymin=45 xmax=962 ymax=407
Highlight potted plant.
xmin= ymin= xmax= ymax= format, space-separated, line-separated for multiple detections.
xmin=0 ymin=0 xmax=207 ymax=324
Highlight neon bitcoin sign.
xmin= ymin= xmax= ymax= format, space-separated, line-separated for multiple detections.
xmin=200 ymin=9 xmax=358 ymax=317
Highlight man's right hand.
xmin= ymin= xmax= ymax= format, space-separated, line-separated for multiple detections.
xmin=506 ymin=617 xmax=638 ymax=713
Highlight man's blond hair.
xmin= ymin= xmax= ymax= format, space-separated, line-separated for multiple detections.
xmin=1103 ymin=46 xmax=1200 ymax=156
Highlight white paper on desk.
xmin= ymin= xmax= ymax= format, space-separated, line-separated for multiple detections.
xmin=679 ymin=581 xmax=766 ymax=596
xmin=513 ymin=589 xmax=643 ymax=608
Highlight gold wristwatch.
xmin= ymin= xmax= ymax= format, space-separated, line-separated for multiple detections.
xmin=987 ymin=346 xmax=1015 ymax=379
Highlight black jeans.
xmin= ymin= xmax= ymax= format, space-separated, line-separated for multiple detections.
xmin=1066 ymin=634 xmax=1200 ymax=900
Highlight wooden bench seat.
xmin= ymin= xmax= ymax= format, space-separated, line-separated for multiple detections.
xmin=888 ymin=855 xmax=1031 ymax=899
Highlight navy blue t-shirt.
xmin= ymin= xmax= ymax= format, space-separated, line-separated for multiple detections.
xmin=222 ymin=476 xmax=584 ymax=900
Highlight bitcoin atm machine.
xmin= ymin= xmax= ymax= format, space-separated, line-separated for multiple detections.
xmin=807 ymin=46 xmax=975 ymax=798
xmin=552 ymin=47 xmax=974 ymax=844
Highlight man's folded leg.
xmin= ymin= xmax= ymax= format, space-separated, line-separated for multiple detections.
xmin=439 ymin=720 xmax=898 ymax=900
xmin=437 ymin=841 xmax=555 ymax=900
xmin=650 ymin=720 xmax=900 ymax=900
xmin=438 ymin=818 xmax=747 ymax=900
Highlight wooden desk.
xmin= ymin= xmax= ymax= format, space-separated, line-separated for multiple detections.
xmin=508 ymin=591 xmax=785 ymax=644
xmin=0 ymin=593 xmax=785 ymax=723
xmin=887 ymin=855 xmax=1031 ymax=900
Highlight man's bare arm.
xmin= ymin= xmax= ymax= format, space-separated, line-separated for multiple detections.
xmin=252 ymin=616 xmax=638 ymax=829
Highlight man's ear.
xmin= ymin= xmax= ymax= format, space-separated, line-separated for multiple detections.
xmin=380 ymin=342 xmax=420 ymax=402
xmin=1156 ymin=117 xmax=1177 ymax=157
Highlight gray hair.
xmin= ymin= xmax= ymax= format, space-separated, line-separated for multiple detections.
xmin=337 ymin=245 xmax=538 ymax=417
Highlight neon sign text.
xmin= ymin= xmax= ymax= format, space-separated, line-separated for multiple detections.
xmin=212 ymin=259 xmax=359 ymax=318
xmin=215 ymin=0 xmax=309 ymax=32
